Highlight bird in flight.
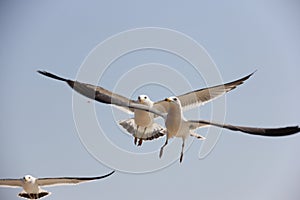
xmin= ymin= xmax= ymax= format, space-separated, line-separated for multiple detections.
xmin=114 ymin=94 xmax=300 ymax=162
xmin=0 ymin=171 xmax=114 ymax=199
xmin=157 ymin=96 xmax=300 ymax=162
xmin=37 ymin=70 xmax=254 ymax=146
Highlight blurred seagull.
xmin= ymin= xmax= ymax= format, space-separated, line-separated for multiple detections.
xmin=0 ymin=171 xmax=114 ymax=199
xmin=37 ymin=70 xmax=254 ymax=146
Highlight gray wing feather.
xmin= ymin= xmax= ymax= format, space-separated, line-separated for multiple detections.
xmin=37 ymin=70 xmax=135 ymax=113
xmin=0 ymin=179 xmax=22 ymax=187
xmin=153 ymin=72 xmax=255 ymax=112
xmin=178 ymin=71 xmax=255 ymax=110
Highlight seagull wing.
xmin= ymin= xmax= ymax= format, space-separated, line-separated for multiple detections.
xmin=38 ymin=70 xmax=168 ymax=119
xmin=177 ymin=72 xmax=255 ymax=111
xmin=0 ymin=179 xmax=22 ymax=188
xmin=188 ymin=120 xmax=300 ymax=136
xmin=37 ymin=70 xmax=135 ymax=113
xmin=37 ymin=171 xmax=115 ymax=187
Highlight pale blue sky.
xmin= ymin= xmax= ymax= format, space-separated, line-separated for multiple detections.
xmin=1 ymin=0 xmax=300 ymax=199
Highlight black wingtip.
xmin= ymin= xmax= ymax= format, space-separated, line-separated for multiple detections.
xmin=86 ymin=170 xmax=115 ymax=180
xmin=251 ymin=69 xmax=258 ymax=75
xmin=107 ymin=170 xmax=115 ymax=176
xmin=37 ymin=70 xmax=69 ymax=82
xmin=277 ymin=125 xmax=300 ymax=136
xmin=244 ymin=69 xmax=257 ymax=80
xmin=243 ymin=125 xmax=300 ymax=137
xmin=99 ymin=170 xmax=115 ymax=179
xmin=262 ymin=125 xmax=300 ymax=137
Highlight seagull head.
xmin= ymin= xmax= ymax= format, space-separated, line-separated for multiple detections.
xmin=137 ymin=95 xmax=152 ymax=106
xmin=165 ymin=96 xmax=180 ymax=104
xmin=23 ymin=175 xmax=35 ymax=183
xmin=164 ymin=96 xmax=183 ymax=116
xmin=165 ymin=96 xmax=182 ymax=108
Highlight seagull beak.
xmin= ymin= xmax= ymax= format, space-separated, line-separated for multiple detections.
xmin=23 ymin=177 xmax=28 ymax=182
xmin=165 ymin=98 xmax=172 ymax=102
xmin=138 ymin=97 xmax=144 ymax=103
xmin=138 ymin=96 xmax=144 ymax=103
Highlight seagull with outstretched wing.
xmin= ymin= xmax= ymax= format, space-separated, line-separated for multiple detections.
xmin=142 ymin=96 xmax=300 ymax=163
xmin=0 ymin=171 xmax=114 ymax=199
xmin=37 ymin=70 xmax=254 ymax=146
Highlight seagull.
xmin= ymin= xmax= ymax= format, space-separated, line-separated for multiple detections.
xmin=95 ymin=94 xmax=300 ymax=163
xmin=37 ymin=70 xmax=254 ymax=146
xmin=0 ymin=171 xmax=114 ymax=199
xmin=119 ymin=94 xmax=165 ymax=146
xmin=151 ymin=96 xmax=300 ymax=162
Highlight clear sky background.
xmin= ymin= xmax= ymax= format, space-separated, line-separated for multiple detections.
xmin=1 ymin=0 xmax=300 ymax=199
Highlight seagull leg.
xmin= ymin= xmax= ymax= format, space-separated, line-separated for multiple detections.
xmin=159 ymin=135 xmax=169 ymax=158
xmin=138 ymin=139 xmax=143 ymax=146
xmin=138 ymin=127 xmax=147 ymax=146
xmin=180 ymin=138 xmax=185 ymax=163
xmin=134 ymin=125 xmax=139 ymax=145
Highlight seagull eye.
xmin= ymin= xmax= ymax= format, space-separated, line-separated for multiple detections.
xmin=144 ymin=96 xmax=147 ymax=99
xmin=173 ymin=98 xmax=177 ymax=101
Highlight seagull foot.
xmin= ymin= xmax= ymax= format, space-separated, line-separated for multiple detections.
xmin=180 ymin=153 xmax=183 ymax=163
xmin=159 ymin=148 xmax=164 ymax=158
xmin=137 ymin=139 xmax=143 ymax=146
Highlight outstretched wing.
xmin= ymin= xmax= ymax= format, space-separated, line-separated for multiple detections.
xmin=38 ymin=70 xmax=168 ymax=119
xmin=0 ymin=179 xmax=22 ymax=188
xmin=37 ymin=171 xmax=115 ymax=187
xmin=37 ymin=70 xmax=136 ymax=113
xmin=154 ymin=71 xmax=255 ymax=112
xmin=188 ymin=120 xmax=300 ymax=136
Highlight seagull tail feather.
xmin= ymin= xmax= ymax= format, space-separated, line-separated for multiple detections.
xmin=18 ymin=190 xmax=50 ymax=199
xmin=119 ymin=119 xmax=165 ymax=140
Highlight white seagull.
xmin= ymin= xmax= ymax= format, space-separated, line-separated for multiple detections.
xmin=119 ymin=94 xmax=165 ymax=146
xmin=37 ymin=70 xmax=254 ymax=146
xmin=0 ymin=171 xmax=114 ymax=199
xmin=137 ymin=96 xmax=300 ymax=162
